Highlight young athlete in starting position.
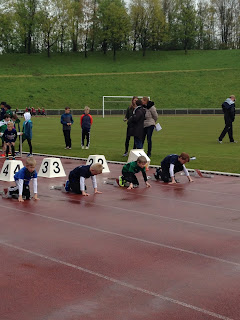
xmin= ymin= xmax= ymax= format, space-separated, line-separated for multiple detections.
xmin=4 ymin=157 xmax=39 ymax=202
xmin=154 ymin=152 xmax=194 ymax=184
xmin=118 ymin=156 xmax=151 ymax=189
xmin=65 ymin=163 xmax=103 ymax=196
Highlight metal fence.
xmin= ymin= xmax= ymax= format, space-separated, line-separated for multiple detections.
xmin=17 ymin=108 xmax=240 ymax=116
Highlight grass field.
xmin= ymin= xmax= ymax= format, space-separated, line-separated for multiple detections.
xmin=0 ymin=50 xmax=239 ymax=110
xmin=18 ymin=114 xmax=240 ymax=174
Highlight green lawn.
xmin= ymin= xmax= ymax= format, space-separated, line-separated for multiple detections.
xmin=19 ymin=115 xmax=240 ymax=174
xmin=0 ymin=50 xmax=239 ymax=110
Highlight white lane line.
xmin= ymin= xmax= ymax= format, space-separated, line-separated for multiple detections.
xmin=153 ymin=184 xmax=240 ymax=197
xmin=0 ymin=240 xmax=234 ymax=320
xmin=39 ymin=193 xmax=240 ymax=235
xmin=0 ymin=203 xmax=240 ymax=267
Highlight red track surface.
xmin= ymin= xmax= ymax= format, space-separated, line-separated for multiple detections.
xmin=0 ymin=155 xmax=240 ymax=320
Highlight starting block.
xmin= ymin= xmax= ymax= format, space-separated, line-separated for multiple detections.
xmin=181 ymin=170 xmax=214 ymax=178
xmin=127 ymin=149 xmax=150 ymax=166
xmin=0 ymin=159 xmax=23 ymax=182
xmin=86 ymin=155 xmax=110 ymax=173
xmin=38 ymin=157 xmax=66 ymax=178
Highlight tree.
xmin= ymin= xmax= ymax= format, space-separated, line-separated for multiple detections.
xmin=211 ymin=0 xmax=238 ymax=48
xmin=146 ymin=0 xmax=166 ymax=50
xmin=98 ymin=0 xmax=130 ymax=58
xmin=81 ymin=0 xmax=100 ymax=57
xmin=0 ymin=12 xmax=16 ymax=52
xmin=38 ymin=1 xmax=59 ymax=57
xmin=196 ymin=1 xmax=217 ymax=49
xmin=130 ymin=0 xmax=145 ymax=51
xmin=14 ymin=0 xmax=39 ymax=54
xmin=170 ymin=0 xmax=196 ymax=53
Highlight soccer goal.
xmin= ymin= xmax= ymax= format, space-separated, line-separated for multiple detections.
xmin=102 ymin=96 xmax=150 ymax=118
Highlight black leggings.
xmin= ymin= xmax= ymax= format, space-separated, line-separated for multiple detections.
xmin=6 ymin=144 xmax=15 ymax=157
xmin=22 ymin=138 xmax=32 ymax=154
xmin=82 ymin=129 xmax=90 ymax=147
xmin=63 ymin=130 xmax=71 ymax=148
xmin=124 ymin=135 xmax=136 ymax=154
xmin=9 ymin=184 xmax=31 ymax=199
xmin=121 ymin=172 xmax=139 ymax=185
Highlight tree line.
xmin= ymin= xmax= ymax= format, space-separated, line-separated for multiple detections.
xmin=0 ymin=0 xmax=239 ymax=58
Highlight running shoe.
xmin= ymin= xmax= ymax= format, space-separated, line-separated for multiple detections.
xmin=65 ymin=180 xmax=70 ymax=192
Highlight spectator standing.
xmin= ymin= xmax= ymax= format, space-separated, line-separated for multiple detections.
xmin=123 ymin=96 xmax=137 ymax=156
xmin=218 ymin=95 xmax=236 ymax=143
xmin=0 ymin=114 xmax=12 ymax=157
xmin=61 ymin=107 xmax=74 ymax=149
xmin=31 ymin=107 xmax=36 ymax=116
xmin=0 ymin=102 xmax=6 ymax=121
xmin=3 ymin=122 xmax=17 ymax=159
xmin=5 ymin=105 xmax=13 ymax=118
xmin=142 ymin=97 xmax=158 ymax=157
xmin=127 ymin=100 xmax=146 ymax=149
xmin=22 ymin=111 xmax=33 ymax=157
xmin=80 ymin=106 xmax=93 ymax=149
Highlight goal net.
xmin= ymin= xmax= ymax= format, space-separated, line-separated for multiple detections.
xmin=102 ymin=96 xmax=150 ymax=118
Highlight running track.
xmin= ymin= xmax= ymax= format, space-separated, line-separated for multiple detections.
xmin=0 ymin=155 xmax=240 ymax=320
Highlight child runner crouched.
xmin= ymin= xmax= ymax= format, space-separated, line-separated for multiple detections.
xmin=155 ymin=152 xmax=193 ymax=184
xmin=119 ymin=156 xmax=151 ymax=190
xmin=6 ymin=157 xmax=39 ymax=202
xmin=65 ymin=163 xmax=103 ymax=196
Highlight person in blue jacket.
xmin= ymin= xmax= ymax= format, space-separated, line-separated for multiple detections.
xmin=4 ymin=157 xmax=39 ymax=202
xmin=61 ymin=107 xmax=74 ymax=149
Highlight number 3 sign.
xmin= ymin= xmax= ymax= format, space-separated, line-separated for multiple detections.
xmin=38 ymin=158 xmax=66 ymax=178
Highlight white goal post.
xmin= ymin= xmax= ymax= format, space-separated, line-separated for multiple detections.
xmin=102 ymin=96 xmax=150 ymax=118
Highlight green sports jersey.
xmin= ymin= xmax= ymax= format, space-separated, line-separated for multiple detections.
xmin=122 ymin=161 xmax=146 ymax=174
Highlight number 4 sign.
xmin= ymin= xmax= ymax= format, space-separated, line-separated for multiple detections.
xmin=0 ymin=160 xmax=24 ymax=182
xmin=38 ymin=158 xmax=66 ymax=178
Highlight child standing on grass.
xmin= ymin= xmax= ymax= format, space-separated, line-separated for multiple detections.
xmin=154 ymin=152 xmax=194 ymax=184
xmin=65 ymin=163 xmax=103 ymax=196
xmin=22 ymin=111 xmax=33 ymax=157
xmin=3 ymin=122 xmax=17 ymax=159
xmin=0 ymin=114 xmax=12 ymax=157
xmin=118 ymin=156 xmax=151 ymax=189
xmin=61 ymin=107 xmax=74 ymax=150
xmin=80 ymin=106 xmax=93 ymax=149
xmin=3 ymin=157 xmax=39 ymax=202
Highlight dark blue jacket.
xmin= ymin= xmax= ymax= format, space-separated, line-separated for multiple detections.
xmin=161 ymin=154 xmax=183 ymax=173
xmin=3 ymin=128 xmax=17 ymax=143
xmin=61 ymin=113 xmax=74 ymax=131
xmin=69 ymin=165 xmax=93 ymax=182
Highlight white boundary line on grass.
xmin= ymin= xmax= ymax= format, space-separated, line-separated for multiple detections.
xmin=29 ymin=152 xmax=240 ymax=178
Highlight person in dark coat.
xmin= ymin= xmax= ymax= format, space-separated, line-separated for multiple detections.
xmin=123 ymin=96 xmax=138 ymax=156
xmin=127 ymin=99 xmax=146 ymax=149
xmin=60 ymin=107 xmax=74 ymax=149
xmin=218 ymin=95 xmax=236 ymax=143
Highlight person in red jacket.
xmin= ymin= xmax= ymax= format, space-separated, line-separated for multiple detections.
xmin=80 ymin=106 xmax=93 ymax=149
